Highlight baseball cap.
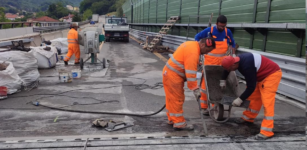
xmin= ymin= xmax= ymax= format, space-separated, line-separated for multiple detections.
xmin=222 ymin=56 xmax=240 ymax=70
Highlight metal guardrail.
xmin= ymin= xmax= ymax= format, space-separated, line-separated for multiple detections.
xmin=130 ymin=23 xmax=306 ymax=29
xmin=129 ymin=28 xmax=306 ymax=103
xmin=33 ymin=21 xmax=90 ymax=32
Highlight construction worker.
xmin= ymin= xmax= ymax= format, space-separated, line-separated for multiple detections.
xmin=221 ymin=53 xmax=282 ymax=140
xmin=64 ymin=23 xmax=80 ymax=65
xmin=163 ymin=38 xmax=216 ymax=130
xmin=194 ymin=15 xmax=236 ymax=115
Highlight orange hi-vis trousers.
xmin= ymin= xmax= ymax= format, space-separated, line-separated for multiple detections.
xmin=200 ymin=55 xmax=226 ymax=109
xmin=241 ymin=70 xmax=282 ymax=137
xmin=64 ymin=44 xmax=80 ymax=63
xmin=162 ymin=67 xmax=187 ymax=128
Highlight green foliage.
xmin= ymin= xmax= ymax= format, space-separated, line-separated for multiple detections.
xmin=80 ymin=0 xmax=125 ymax=15
xmin=36 ymin=12 xmax=46 ymax=18
xmin=73 ymin=13 xmax=82 ymax=22
xmin=47 ymin=2 xmax=70 ymax=19
xmin=82 ymin=9 xmax=92 ymax=21
xmin=115 ymin=0 xmax=125 ymax=17
xmin=0 ymin=0 xmax=83 ymax=12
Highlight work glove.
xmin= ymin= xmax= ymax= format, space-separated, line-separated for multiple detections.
xmin=220 ymin=80 xmax=226 ymax=90
xmin=232 ymin=54 xmax=236 ymax=57
xmin=232 ymin=97 xmax=243 ymax=107
xmin=193 ymin=88 xmax=201 ymax=100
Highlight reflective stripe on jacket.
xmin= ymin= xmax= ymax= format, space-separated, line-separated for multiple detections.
xmin=67 ymin=28 xmax=78 ymax=45
xmin=165 ymin=41 xmax=200 ymax=90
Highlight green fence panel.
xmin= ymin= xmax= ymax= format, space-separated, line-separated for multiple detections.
xmin=252 ymin=31 xmax=264 ymax=51
xmin=221 ymin=0 xmax=254 ymax=23
xmin=266 ymin=30 xmax=298 ymax=56
xmin=167 ymin=0 xmax=181 ymax=20
xmin=269 ymin=0 xmax=305 ymax=23
xmin=233 ymin=29 xmax=250 ymax=48
xmin=181 ymin=0 xmax=199 ymax=23
xmin=256 ymin=0 xmax=268 ymax=23
xmin=144 ymin=0 xmax=150 ymax=23
xmin=157 ymin=0 xmax=167 ymax=23
xmin=199 ymin=0 xmax=220 ymax=23
xmin=149 ymin=0 xmax=157 ymax=23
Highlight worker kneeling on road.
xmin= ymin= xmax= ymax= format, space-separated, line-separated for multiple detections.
xmin=221 ymin=53 xmax=282 ymax=140
xmin=64 ymin=23 xmax=80 ymax=65
xmin=194 ymin=15 xmax=236 ymax=115
xmin=162 ymin=38 xmax=216 ymax=131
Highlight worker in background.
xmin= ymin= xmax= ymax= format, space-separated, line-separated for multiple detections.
xmin=221 ymin=53 xmax=282 ymax=140
xmin=163 ymin=38 xmax=216 ymax=130
xmin=64 ymin=23 xmax=80 ymax=65
xmin=194 ymin=15 xmax=236 ymax=115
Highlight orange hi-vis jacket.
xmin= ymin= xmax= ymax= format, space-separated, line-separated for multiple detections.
xmin=67 ymin=28 xmax=79 ymax=45
xmin=64 ymin=28 xmax=80 ymax=63
xmin=165 ymin=41 xmax=200 ymax=90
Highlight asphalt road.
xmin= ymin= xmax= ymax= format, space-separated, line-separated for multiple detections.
xmin=0 ymin=34 xmax=305 ymax=149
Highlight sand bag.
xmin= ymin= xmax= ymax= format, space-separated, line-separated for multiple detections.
xmin=30 ymin=46 xmax=58 ymax=69
xmin=0 ymin=51 xmax=40 ymax=87
xmin=50 ymin=38 xmax=69 ymax=54
xmin=0 ymin=61 xmax=22 ymax=94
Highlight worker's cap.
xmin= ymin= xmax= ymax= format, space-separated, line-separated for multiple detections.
xmin=71 ymin=23 xmax=78 ymax=28
xmin=222 ymin=56 xmax=240 ymax=70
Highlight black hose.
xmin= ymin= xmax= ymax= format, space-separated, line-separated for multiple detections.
xmin=38 ymin=103 xmax=166 ymax=117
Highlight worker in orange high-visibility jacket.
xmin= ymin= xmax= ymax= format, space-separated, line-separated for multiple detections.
xmin=162 ymin=38 xmax=216 ymax=131
xmin=194 ymin=15 xmax=236 ymax=115
xmin=221 ymin=53 xmax=282 ymax=140
xmin=64 ymin=23 xmax=80 ymax=65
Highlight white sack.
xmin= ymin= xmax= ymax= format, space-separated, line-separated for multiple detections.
xmin=50 ymin=38 xmax=68 ymax=54
xmin=0 ymin=61 xmax=22 ymax=94
xmin=30 ymin=46 xmax=58 ymax=69
xmin=0 ymin=51 xmax=40 ymax=87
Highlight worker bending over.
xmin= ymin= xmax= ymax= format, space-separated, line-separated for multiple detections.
xmin=163 ymin=38 xmax=216 ymax=130
xmin=221 ymin=53 xmax=282 ymax=140
xmin=64 ymin=23 xmax=80 ymax=65
xmin=194 ymin=15 xmax=236 ymax=115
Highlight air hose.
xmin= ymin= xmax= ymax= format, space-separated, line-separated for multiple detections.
xmin=37 ymin=103 xmax=166 ymax=117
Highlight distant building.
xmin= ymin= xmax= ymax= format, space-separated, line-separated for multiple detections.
xmin=27 ymin=16 xmax=59 ymax=22
xmin=73 ymin=7 xmax=79 ymax=12
xmin=66 ymin=5 xmax=74 ymax=11
xmin=63 ymin=14 xmax=74 ymax=23
xmin=5 ymin=13 xmax=18 ymax=21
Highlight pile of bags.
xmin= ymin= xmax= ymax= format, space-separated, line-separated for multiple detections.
xmin=0 ymin=51 xmax=40 ymax=94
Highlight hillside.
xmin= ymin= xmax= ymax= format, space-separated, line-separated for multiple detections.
xmin=0 ymin=0 xmax=83 ymax=12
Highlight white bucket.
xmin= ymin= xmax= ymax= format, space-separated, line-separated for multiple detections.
xmin=71 ymin=69 xmax=81 ymax=78
xmin=59 ymin=72 xmax=69 ymax=82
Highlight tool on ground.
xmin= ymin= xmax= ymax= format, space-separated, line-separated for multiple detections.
xmin=92 ymin=119 xmax=134 ymax=132
xmin=197 ymin=96 xmax=208 ymax=135
xmin=146 ymin=16 xmax=180 ymax=52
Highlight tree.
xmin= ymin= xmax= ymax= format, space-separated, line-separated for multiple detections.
xmin=115 ymin=0 xmax=125 ymax=17
xmin=36 ymin=11 xmax=46 ymax=18
xmin=73 ymin=13 xmax=81 ymax=22
xmin=82 ymin=9 xmax=92 ymax=21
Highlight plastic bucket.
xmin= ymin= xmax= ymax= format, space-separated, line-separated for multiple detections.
xmin=71 ymin=69 xmax=81 ymax=78
xmin=59 ymin=72 xmax=69 ymax=82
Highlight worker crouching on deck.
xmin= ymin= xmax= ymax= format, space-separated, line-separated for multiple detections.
xmin=194 ymin=15 xmax=236 ymax=115
xmin=221 ymin=53 xmax=282 ymax=140
xmin=162 ymin=38 xmax=216 ymax=131
xmin=64 ymin=23 xmax=80 ymax=65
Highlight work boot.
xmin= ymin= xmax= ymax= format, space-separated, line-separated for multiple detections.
xmin=234 ymin=118 xmax=253 ymax=124
xmin=74 ymin=62 xmax=80 ymax=65
xmin=202 ymin=109 xmax=209 ymax=116
xmin=255 ymin=133 xmax=272 ymax=140
xmin=64 ymin=61 xmax=68 ymax=65
xmin=174 ymin=124 xmax=194 ymax=131
xmin=167 ymin=121 xmax=174 ymax=126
